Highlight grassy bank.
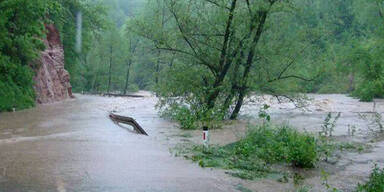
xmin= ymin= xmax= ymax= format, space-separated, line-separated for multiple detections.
xmin=175 ymin=123 xmax=368 ymax=182
xmin=180 ymin=124 xmax=320 ymax=180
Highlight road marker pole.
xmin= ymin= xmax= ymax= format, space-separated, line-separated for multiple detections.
xmin=203 ymin=126 xmax=209 ymax=147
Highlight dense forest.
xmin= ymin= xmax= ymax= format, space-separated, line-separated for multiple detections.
xmin=1 ymin=0 xmax=384 ymax=123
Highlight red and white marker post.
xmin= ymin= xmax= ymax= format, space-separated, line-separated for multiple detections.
xmin=203 ymin=126 xmax=209 ymax=147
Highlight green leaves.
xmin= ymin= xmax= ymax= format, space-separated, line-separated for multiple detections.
xmin=357 ymin=164 xmax=384 ymax=192
xmin=0 ymin=0 xmax=50 ymax=111
xmin=181 ymin=124 xmax=320 ymax=180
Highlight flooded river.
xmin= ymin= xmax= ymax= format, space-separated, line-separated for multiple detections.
xmin=0 ymin=93 xmax=383 ymax=192
xmin=0 ymin=94 xmax=236 ymax=192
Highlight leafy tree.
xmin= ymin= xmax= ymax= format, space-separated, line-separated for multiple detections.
xmin=0 ymin=0 xmax=51 ymax=111
xmin=132 ymin=0 xmax=318 ymax=126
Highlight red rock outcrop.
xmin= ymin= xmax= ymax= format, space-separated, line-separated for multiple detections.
xmin=33 ymin=24 xmax=73 ymax=104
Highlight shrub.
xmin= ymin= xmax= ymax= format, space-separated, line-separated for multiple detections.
xmin=356 ymin=165 xmax=384 ymax=192
xmin=158 ymin=99 xmax=226 ymax=130
xmin=353 ymin=79 xmax=384 ymax=102
xmin=287 ymin=133 xmax=317 ymax=168
xmin=234 ymin=124 xmax=318 ymax=168
xmin=127 ymin=84 xmax=140 ymax=92
xmin=183 ymin=124 xmax=320 ymax=180
xmin=0 ymin=56 xmax=35 ymax=112
xmin=160 ymin=104 xmax=198 ymax=129
xmin=350 ymin=44 xmax=384 ymax=102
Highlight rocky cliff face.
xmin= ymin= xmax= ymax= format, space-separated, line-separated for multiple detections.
xmin=33 ymin=24 xmax=73 ymax=104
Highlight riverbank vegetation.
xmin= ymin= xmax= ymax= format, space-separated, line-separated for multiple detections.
xmin=1 ymin=0 xmax=384 ymax=113
xmin=356 ymin=165 xmax=384 ymax=192
xmin=129 ymin=0 xmax=384 ymax=126
xmin=1 ymin=1 xmax=383 ymax=191
xmin=174 ymin=123 xmax=369 ymax=181
xmin=188 ymin=124 xmax=319 ymax=180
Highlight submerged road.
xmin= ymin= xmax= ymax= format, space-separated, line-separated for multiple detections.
xmin=0 ymin=94 xmax=235 ymax=192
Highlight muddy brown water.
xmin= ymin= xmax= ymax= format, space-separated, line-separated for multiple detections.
xmin=167 ymin=94 xmax=384 ymax=192
xmin=0 ymin=93 xmax=383 ymax=192
xmin=0 ymin=94 xmax=236 ymax=192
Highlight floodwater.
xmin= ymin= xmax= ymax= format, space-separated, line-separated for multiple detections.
xmin=0 ymin=93 xmax=383 ymax=192
xmin=171 ymin=94 xmax=384 ymax=192
xmin=0 ymin=93 xmax=236 ymax=192
xmin=238 ymin=94 xmax=384 ymax=192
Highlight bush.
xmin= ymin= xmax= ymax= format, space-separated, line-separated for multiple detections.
xmin=160 ymin=104 xmax=198 ymax=129
xmin=350 ymin=44 xmax=384 ymax=102
xmin=182 ymin=124 xmax=320 ymax=180
xmin=234 ymin=124 xmax=318 ymax=168
xmin=356 ymin=165 xmax=384 ymax=192
xmin=158 ymin=99 xmax=226 ymax=130
xmin=0 ymin=56 xmax=35 ymax=112
xmin=353 ymin=79 xmax=384 ymax=102
xmin=127 ymin=83 xmax=140 ymax=92
xmin=287 ymin=132 xmax=317 ymax=168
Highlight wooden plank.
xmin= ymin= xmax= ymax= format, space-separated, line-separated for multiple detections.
xmin=109 ymin=113 xmax=148 ymax=136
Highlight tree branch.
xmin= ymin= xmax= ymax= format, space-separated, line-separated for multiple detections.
xmin=203 ymin=0 xmax=231 ymax=10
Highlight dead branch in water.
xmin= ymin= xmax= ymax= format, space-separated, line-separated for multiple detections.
xmin=103 ymin=93 xmax=145 ymax=98
xmin=109 ymin=113 xmax=148 ymax=136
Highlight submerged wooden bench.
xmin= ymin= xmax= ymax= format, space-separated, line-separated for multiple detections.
xmin=109 ymin=113 xmax=148 ymax=136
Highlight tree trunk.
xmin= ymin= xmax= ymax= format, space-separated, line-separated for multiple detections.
xmin=230 ymin=9 xmax=270 ymax=119
xmin=230 ymin=89 xmax=245 ymax=120
xmin=109 ymin=113 xmax=148 ymax=136
xmin=107 ymin=44 xmax=113 ymax=94
xmin=155 ymin=50 xmax=160 ymax=85
xmin=123 ymin=59 xmax=132 ymax=94
xmin=348 ymin=72 xmax=355 ymax=92
xmin=206 ymin=0 xmax=238 ymax=109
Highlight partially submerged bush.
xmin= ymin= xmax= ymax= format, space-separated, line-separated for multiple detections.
xmin=233 ymin=124 xmax=318 ymax=168
xmin=161 ymin=104 xmax=198 ymax=129
xmin=353 ymin=79 xmax=384 ymax=102
xmin=158 ymin=100 xmax=225 ymax=130
xmin=183 ymin=124 xmax=320 ymax=179
xmin=356 ymin=165 xmax=384 ymax=192
xmin=350 ymin=43 xmax=384 ymax=102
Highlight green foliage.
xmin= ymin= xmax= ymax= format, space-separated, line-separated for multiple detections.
xmin=295 ymin=186 xmax=312 ymax=192
xmin=233 ymin=124 xmax=318 ymax=168
xmin=0 ymin=57 xmax=35 ymax=111
xmin=161 ymin=104 xmax=198 ymax=130
xmin=350 ymin=42 xmax=384 ymax=101
xmin=69 ymin=1 xmax=151 ymax=94
xmin=0 ymin=0 xmax=51 ymax=111
xmin=356 ymin=165 xmax=384 ymax=192
xmin=183 ymin=124 xmax=321 ymax=180
xmin=127 ymin=83 xmax=139 ymax=92
xmin=354 ymin=79 xmax=384 ymax=102
xmin=321 ymin=112 xmax=341 ymax=137
xmin=132 ymin=0 xmax=320 ymax=121
xmin=56 ymin=0 xmax=107 ymax=89
xmin=0 ymin=0 xmax=107 ymax=111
